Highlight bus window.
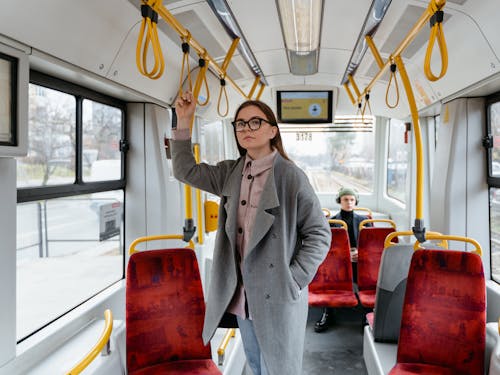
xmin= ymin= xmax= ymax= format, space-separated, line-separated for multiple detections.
xmin=280 ymin=118 xmax=375 ymax=194
xmin=15 ymin=72 xmax=126 ymax=341
xmin=17 ymin=85 xmax=76 ymax=187
xmin=488 ymin=99 xmax=500 ymax=283
xmin=82 ymin=100 xmax=122 ymax=182
xmin=387 ymin=119 xmax=409 ymax=203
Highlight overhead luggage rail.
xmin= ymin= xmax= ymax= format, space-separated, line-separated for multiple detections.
xmin=66 ymin=310 xmax=113 ymax=375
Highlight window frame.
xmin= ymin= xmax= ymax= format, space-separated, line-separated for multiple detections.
xmin=17 ymin=71 xmax=127 ymax=203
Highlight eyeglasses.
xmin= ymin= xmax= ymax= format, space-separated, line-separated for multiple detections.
xmin=232 ymin=117 xmax=275 ymax=132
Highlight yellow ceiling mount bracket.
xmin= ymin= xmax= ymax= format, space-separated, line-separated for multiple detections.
xmin=343 ymin=83 xmax=355 ymax=105
xmin=248 ymin=76 xmax=261 ymax=99
xmin=256 ymin=83 xmax=266 ymax=100
xmin=365 ymin=36 xmax=384 ymax=69
xmin=348 ymin=75 xmax=361 ymax=98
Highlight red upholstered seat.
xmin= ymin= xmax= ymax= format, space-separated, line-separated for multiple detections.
xmin=130 ymin=359 xmax=222 ymax=375
xmin=309 ymin=227 xmax=358 ymax=308
xmin=357 ymin=227 xmax=396 ymax=308
xmin=389 ymin=249 xmax=486 ymax=375
xmin=126 ymin=248 xmax=221 ymax=375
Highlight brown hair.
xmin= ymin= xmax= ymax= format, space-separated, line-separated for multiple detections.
xmin=232 ymin=100 xmax=290 ymax=160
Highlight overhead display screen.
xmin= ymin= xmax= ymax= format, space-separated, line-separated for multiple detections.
xmin=277 ymin=90 xmax=333 ymax=124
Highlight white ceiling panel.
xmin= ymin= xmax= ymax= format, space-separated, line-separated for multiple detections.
xmin=321 ymin=0 xmax=372 ymax=50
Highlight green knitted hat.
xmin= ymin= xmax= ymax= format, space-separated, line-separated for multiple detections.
xmin=337 ymin=187 xmax=359 ymax=202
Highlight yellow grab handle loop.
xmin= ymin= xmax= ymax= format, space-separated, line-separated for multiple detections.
xmin=414 ymin=234 xmax=481 ymax=256
xmin=328 ymin=219 xmax=348 ymax=230
xmin=424 ymin=8 xmax=448 ymax=81
xmin=359 ymin=218 xmax=397 ymax=232
xmin=196 ymin=58 xmax=210 ymax=106
xmin=361 ymin=93 xmax=372 ymax=121
xmin=136 ymin=3 xmax=165 ymax=80
xmin=178 ymin=36 xmax=193 ymax=97
xmin=217 ymin=77 xmax=229 ymax=117
xmin=129 ymin=234 xmax=195 ymax=255
xmin=385 ymin=63 xmax=400 ymax=109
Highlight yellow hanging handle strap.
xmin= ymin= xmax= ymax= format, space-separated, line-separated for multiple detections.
xmin=178 ymin=36 xmax=193 ymax=97
xmin=385 ymin=63 xmax=400 ymax=108
xmin=217 ymin=77 xmax=229 ymax=117
xmin=361 ymin=93 xmax=372 ymax=120
xmin=424 ymin=1 xmax=448 ymax=81
xmin=136 ymin=1 xmax=165 ymax=79
xmin=196 ymin=57 xmax=210 ymax=106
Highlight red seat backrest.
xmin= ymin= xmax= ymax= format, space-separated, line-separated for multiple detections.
xmin=126 ymin=248 xmax=211 ymax=373
xmin=396 ymin=249 xmax=485 ymax=375
xmin=310 ymin=227 xmax=353 ymax=292
xmin=357 ymin=227 xmax=396 ymax=291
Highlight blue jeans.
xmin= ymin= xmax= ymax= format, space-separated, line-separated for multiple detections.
xmin=237 ymin=316 xmax=269 ymax=375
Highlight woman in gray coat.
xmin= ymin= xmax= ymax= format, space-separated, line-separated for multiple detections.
xmin=171 ymin=91 xmax=331 ymax=375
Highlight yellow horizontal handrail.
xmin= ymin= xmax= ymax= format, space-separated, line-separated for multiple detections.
xmin=66 ymin=310 xmax=113 ymax=375
xmin=359 ymin=218 xmax=396 ymax=231
xmin=137 ymin=0 xmax=259 ymax=99
xmin=322 ymin=208 xmax=332 ymax=218
xmin=217 ymin=328 xmax=236 ymax=365
xmin=384 ymin=230 xmax=446 ymax=249
xmin=414 ymin=234 xmax=482 ymax=255
xmin=354 ymin=207 xmax=373 ymax=217
xmin=328 ymin=219 xmax=348 ymax=230
xmin=129 ymin=234 xmax=195 ymax=255
xmin=350 ymin=0 xmax=446 ymax=103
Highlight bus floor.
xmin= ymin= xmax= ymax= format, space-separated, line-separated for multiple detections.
xmin=302 ymin=306 xmax=368 ymax=375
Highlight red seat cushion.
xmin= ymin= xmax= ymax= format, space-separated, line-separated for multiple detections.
xmin=309 ymin=228 xmax=357 ymax=308
xmin=389 ymin=362 xmax=462 ymax=375
xmin=357 ymin=289 xmax=376 ymax=308
xmin=308 ymin=290 xmax=358 ymax=307
xmin=129 ymin=359 xmax=222 ymax=375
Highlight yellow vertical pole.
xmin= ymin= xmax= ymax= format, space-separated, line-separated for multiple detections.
xmin=182 ymin=62 xmax=209 ymax=243
xmin=394 ymin=55 xmax=424 ymax=235
xmin=193 ymin=143 xmax=203 ymax=244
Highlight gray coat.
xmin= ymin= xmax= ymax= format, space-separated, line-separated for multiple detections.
xmin=171 ymin=139 xmax=331 ymax=375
